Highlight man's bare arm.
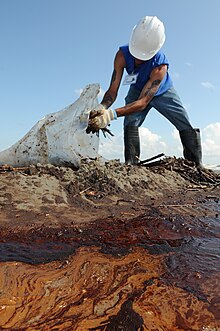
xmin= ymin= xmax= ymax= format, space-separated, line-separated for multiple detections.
xmin=101 ymin=50 xmax=125 ymax=108
xmin=115 ymin=64 xmax=167 ymax=117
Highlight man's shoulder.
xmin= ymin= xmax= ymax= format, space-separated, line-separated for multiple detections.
xmin=155 ymin=50 xmax=166 ymax=57
xmin=119 ymin=44 xmax=129 ymax=52
xmin=154 ymin=50 xmax=169 ymax=64
xmin=115 ymin=49 xmax=126 ymax=68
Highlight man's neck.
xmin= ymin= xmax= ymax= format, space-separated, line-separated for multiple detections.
xmin=134 ymin=58 xmax=144 ymax=68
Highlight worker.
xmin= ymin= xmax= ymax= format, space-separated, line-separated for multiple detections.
xmin=87 ymin=16 xmax=202 ymax=166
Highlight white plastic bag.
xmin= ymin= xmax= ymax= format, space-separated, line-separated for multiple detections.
xmin=0 ymin=84 xmax=101 ymax=168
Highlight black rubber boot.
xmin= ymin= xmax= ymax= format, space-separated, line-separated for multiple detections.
xmin=124 ymin=126 xmax=140 ymax=165
xmin=179 ymin=128 xmax=202 ymax=166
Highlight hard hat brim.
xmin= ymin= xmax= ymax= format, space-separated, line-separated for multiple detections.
xmin=129 ymin=43 xmax=157 ymax=61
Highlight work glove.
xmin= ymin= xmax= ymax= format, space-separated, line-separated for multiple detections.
xmin=87 ymin=107 xmax=117 ymax=133
xmin=94 ymin=103 xmax=107 ymax=111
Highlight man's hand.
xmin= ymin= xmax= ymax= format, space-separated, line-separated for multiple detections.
xmin=86 ymin=108 xmax=117 ymax=133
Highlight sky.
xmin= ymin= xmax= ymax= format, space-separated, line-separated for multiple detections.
xmin=0 ymin=0 xmax=220 ymax=165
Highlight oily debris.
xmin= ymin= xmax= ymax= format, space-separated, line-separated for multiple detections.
xmin=0 ymin=156 xmax=219 ymax=189
xmin=141 ymin=156 xmax=220 ymax=185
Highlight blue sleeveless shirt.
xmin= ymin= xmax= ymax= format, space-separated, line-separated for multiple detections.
xmin=119 ymin=44 xmax=173 ymax=96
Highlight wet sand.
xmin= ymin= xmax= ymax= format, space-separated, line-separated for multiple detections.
xmin=0 ymin=159 xmax=219 ymax=330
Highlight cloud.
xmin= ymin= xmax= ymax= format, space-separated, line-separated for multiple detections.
xmin=98 ymin=127 xmax=168 ymax=162
xmin=98 ymin=133 xmax=123 ymax=161
xmin=171 ymin=129 xmax=179 ymax=140
xmin=200 ymin=81 xmax=216 ymax=90
xmin=172 ymin=124 xmax=220 ymax=164
xmin=169 ymin=129 xmax=182 ymax=156
xmin=202 ymin=123 xmax=220 ymax=160
xmin=167 ymin=125 xmax=220 ymax=164
xmin=98 ymin=124 xmax=220 ymax=165
xmin=139 ymin=127 xmax=167 ymax=159
xmin=203 ymin=122 xmax=220 ymax=141
xmin=185 ymin=62 xmax=193 ymax=67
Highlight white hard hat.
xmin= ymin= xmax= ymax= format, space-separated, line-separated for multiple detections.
xmin=129 ymin=16 xmax=166 ymax=60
